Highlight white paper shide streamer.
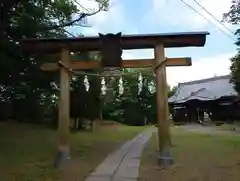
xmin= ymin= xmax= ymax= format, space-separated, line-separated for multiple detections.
xmin=83 ymin=75 xmax=90 ymax=92
xmin=138 ymin=73 xmax=143 ymax=94
xmin=101 ymin=77 xmax=107 ymax=95
xmin=118 ymin=77 xmax=124 ymax=95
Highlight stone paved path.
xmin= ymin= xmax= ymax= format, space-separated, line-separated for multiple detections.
xmin=84 ymin=128 xmax=154 ymax=181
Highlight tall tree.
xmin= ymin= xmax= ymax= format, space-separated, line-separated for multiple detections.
xmin=223 ymin=0 xmax=240 ymax=94
xmin=168 ymin=85 xmax=178 ymax=97
xmin=0 ymin=0 xmax=108 ymax=122
xmin=1 ymin=0 xmax=108 ymax=38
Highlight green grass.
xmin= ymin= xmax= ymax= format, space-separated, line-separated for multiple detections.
xmin=0 ymin=121 xmax=146 ymax=181
xmin=140 ymin=127 xmax=240 ymax=181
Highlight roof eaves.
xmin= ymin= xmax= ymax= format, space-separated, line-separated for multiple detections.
xmin=180 ymin=75 xmax=231 ymax=86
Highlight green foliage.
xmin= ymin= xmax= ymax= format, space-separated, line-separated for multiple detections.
xmin=168 ymin=85 xmax=177 ymax=97
xmin=1 ymin=0 xmax=79 ymax=123
xmin=223 ymin=0 xmax=240 ymax=94
xmin=230 ymin=53 xmax=240 ymax=93
xmin=0 ymin=0 xmax=108 ymax=124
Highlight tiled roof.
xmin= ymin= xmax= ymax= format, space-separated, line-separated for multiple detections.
xmin=168 ymin=75 xmax=238 ymax=103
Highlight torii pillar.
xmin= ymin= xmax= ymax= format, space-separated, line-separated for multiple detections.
xmin=54 ymin=48 xmax=71 ymax=167
xmin=154 ymin=44 xmax=173 ymax=165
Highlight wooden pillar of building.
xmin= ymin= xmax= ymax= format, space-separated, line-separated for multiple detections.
xmin=154 ymin=44 xmax=173 ymax=166
xmin=54 ymin=48 xmax=71 ymax=167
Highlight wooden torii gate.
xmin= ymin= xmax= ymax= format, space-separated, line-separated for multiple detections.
xmin=21 ymin=31 xmax=209 ymax=167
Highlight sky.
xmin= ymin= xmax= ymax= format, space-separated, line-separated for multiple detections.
xmin=68 ymin=0 xmax=239 ymax=87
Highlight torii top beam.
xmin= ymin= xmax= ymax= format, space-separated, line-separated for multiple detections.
xmin=20 ymin=31 xmax=209 ymax=54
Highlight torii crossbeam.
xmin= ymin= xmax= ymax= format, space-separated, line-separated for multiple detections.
xmin=40 ymin=57 xmax=192 ymax=71
xmin=21 ymin=31 xmax=209 ymax=168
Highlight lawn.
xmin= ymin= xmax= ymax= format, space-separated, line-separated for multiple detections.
xmin=139 ymin=126 xmax=240 ymax=181
xmin=0 ymin=121 xmax=146 ymax=181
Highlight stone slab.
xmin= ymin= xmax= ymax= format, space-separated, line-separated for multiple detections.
xmin=114 ymin=165 xmax=139 ymax=179
xmin=84 ymin=176 xmax=111 ymax=181
xmin=113 ymin=177 xmax=137 ymax=181
xmin=91 ymin=163 xmax=118 ymax=176
xmin=121 ymin=158 xmax=140 ymax=167
xmin=53 ymin=150 xmax=69 ymax=168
